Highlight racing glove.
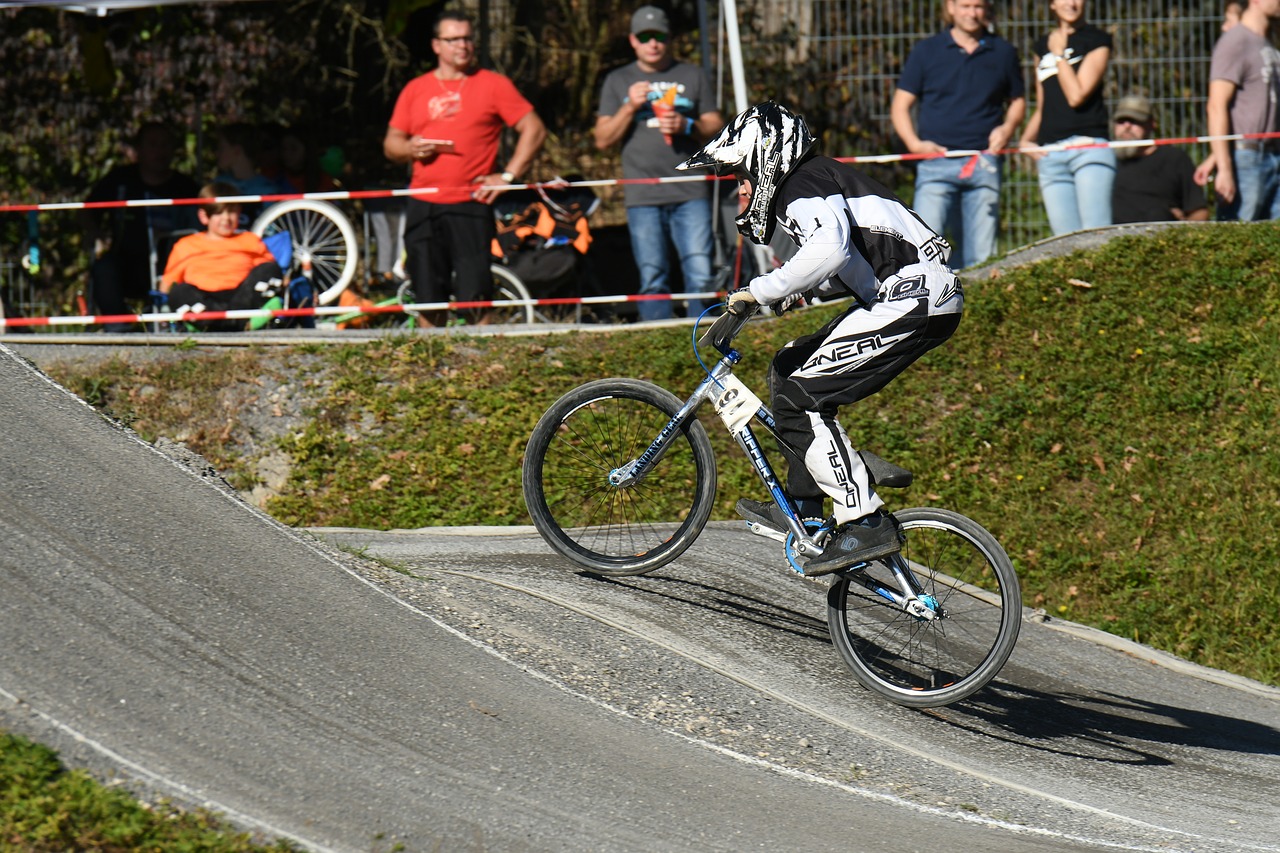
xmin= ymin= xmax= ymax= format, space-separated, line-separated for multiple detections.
xmin=726 ymin=288 xmax=758 ymax=313
xmin=767 ymin=291 xmax=805 ymax=316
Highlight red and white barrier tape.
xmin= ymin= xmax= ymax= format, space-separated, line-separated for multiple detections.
xmin=3 ymin=131 xmax=1274 ymax=214
xmin=1 ymin=129 xmax=1261 ymax=329
xmin=0 ymin=291 xmax=725 ymax=329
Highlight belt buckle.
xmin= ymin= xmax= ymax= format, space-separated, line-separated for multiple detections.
xmin=1240 ymin=137 xmax=1280 ymax=152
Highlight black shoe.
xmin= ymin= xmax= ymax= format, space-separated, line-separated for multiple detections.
xmin=735 ymin=498 xmax=787 ymax=532
xmin=735 ymin=497 xmax=825 ymax=533
xmin=803 ymin=511 xmax=902 ymax=577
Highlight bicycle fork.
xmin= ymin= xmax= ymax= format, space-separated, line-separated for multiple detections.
xmin=846 ymin=553 xmax=943 ymax=621
xmin=606 ymin=354 xmax=825 ymax=555
xmin=606 ymin=358 xmax=731 ymax=488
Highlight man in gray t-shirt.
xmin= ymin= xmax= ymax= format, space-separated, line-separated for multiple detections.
xmin=595 ymin=5 xmax=724 ymax=320
xmin=1196 ymin=0 xmax=1280 ymax=220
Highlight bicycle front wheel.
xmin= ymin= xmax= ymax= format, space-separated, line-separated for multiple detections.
xmin=251 ymin=199 xmax=358 ymax=305
xmin=827 ymin=507 xmax=1021 ymax=708
xmin=522 ymin=378 xmax=717 ymax=576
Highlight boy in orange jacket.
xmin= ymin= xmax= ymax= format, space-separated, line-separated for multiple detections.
xmin=161 ymin=182 xmax=282 ymax=329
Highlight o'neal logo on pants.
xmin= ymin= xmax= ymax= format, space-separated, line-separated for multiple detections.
xmin=801 ymin=330 xmax=912 ymax=375
xmin=885 ymin=274 xmax=927 ymax=302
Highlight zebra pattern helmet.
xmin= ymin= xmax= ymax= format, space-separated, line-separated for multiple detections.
xmin=676 ymin=102 xmax=816 ymax=244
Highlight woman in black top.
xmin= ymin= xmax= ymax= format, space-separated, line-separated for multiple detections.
xmin=1019 ymin=0 xmax=1115 ymax=234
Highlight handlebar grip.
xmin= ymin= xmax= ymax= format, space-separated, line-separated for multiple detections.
xmin=697 ymin=301 xmax=758 ymax=353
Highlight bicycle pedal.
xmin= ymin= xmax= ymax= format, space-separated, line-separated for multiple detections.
xmin=744 ymin=520 xmax=787 ymax=542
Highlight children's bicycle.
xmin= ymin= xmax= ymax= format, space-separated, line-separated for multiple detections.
xmin=522 ymin=302 xmax=1021 ymax=707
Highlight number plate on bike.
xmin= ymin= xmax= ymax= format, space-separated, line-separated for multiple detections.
xmin=712 ymin=374 xmax=765 ymax=432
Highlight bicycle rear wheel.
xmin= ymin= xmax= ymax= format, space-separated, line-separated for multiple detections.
xmin=395 ymin=266 xmax=535 ymax=325
xmin=523 ymin=378 xmax=717 ymax=576
xmin=826 ymin=507 xmax=1021 ymax=708
xmin=488 ymin=264 xmax=536 ymax=324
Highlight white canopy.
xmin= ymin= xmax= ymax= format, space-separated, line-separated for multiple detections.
xmin=0 ymin=0 xmax=269 ymax=15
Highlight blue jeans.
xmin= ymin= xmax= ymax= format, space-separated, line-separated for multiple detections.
xmin=627 ymin=198 xmax=714 ymax=321
xmin=912 ymin=154 xmax=1001 ymax=269
xmin=1218 ymin=147 xmax=1280 ymax=221
xmin=1037 ymin=136 xmax=1117 ymax=235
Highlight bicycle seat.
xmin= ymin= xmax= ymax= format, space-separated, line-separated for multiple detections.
xmin=860 ymin=451 xmax=913 ymax=488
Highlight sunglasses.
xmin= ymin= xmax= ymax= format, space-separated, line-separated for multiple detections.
xmin=635 ymin=31 xmax=669 ymax=44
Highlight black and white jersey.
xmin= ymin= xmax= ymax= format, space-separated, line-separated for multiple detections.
xmin=747 ymin=156 xmax=952 ymax=307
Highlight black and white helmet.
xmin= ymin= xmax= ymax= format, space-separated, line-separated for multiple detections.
xmin=676 ymin=102 xmax=816 ymax=244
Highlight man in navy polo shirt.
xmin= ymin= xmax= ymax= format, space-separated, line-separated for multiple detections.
xmin=891 ymin=0 xmax=1024 ymax=268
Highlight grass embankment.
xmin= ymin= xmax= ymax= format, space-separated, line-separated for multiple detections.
xmin=0 ymin=732 xmax=295 ymax=851
xmin=51 ymin=224 xmax=1280 ymax=686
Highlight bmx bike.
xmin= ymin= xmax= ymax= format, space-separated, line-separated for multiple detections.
xmin=521 ymin=301 xmax=1021 ymax=707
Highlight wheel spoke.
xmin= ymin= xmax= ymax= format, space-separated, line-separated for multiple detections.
xmin=251 ymin=199 xmax=358 ymax=305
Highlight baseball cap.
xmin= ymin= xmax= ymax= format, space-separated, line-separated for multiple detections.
xmin=631 ymin=5 xmax=670 ymax=35
xmin=1114 ymin=95 xmax=1154 ymax=123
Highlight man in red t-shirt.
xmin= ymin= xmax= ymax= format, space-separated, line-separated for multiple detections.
xmin=384 ymin=10 xmax=546 ymax=323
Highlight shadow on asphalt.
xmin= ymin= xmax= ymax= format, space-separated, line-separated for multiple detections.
xmin=581 ymin=571 xmax=831 ymax=644
xmin=928 ymin=681 xmax=1280 ymax=765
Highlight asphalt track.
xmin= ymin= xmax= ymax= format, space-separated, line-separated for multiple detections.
xmin=2 ymin=323 xmax=1279 ymax=851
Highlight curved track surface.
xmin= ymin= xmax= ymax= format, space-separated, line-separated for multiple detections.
xmin=2 ymin=344 xmax=1278 ymax=853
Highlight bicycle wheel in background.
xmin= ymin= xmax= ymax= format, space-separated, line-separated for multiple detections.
xmin=395 ymin=265 xmax=536 ymax=326
xmin=252 ymin=199 xmax=358 ymax=305
xmin=487 ymin=264 xmax=536 ymax=324
xmin=523 ymin=378 xmax=717 ymax=576
xmin=826 ymin=507 xmax=1021 ymax=708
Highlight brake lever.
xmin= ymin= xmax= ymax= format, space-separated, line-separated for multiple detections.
xmin=697 ymin=300 xmax=758 ymax=354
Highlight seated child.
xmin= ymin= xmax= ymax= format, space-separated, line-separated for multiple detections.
xmin=161 ymin=182 xmax=283 ymax=330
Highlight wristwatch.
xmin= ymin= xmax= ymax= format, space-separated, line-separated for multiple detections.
xmin=500 ymin=170 xmax=516 ymax=183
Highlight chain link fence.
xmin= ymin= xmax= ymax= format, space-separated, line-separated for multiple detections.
xmin=794 ymin=0 xmax=1224 ymax=253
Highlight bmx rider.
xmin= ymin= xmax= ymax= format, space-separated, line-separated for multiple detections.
xmin=677 ymin=102 xmax=964 ymax=576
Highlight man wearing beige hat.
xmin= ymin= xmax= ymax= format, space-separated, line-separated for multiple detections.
xmin=1111 ymin=94 xmax=1208 ymax=223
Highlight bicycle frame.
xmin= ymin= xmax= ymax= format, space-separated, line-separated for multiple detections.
xmin=609 ymin=348 xmax=826 ymax=545
xmin=610 ymin=306 xmax=942 ymax=620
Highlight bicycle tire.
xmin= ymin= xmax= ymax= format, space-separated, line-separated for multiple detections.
xmin=523 ymin=378 xmax=717 ymax=575
xmin=251 ymin=199 xmax=358 ymax=306
xmin=826 ymin=507 xmax=1021 ymax=708
xmin=489 ymin=264 xmax=536 ymax=324
xmin=395 ymin=265 xmax=536 ymax=326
